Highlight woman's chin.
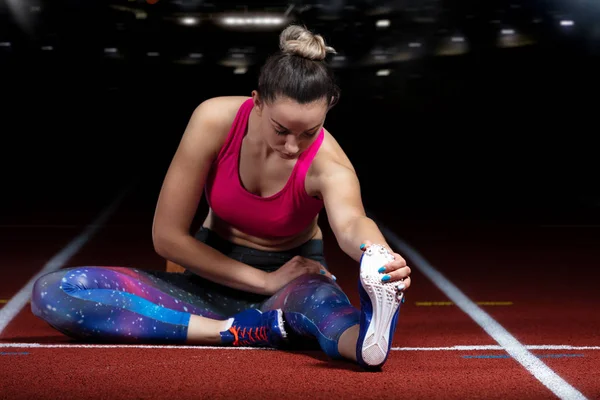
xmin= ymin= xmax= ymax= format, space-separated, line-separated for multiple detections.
xmin=277 ymin=151 xmax=298 ymax=160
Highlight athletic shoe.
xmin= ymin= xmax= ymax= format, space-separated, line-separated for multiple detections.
xmin=356 ymin=244 xmax=405 ymax=369
xmin=220 ymin=309 xmax=287 ymax=347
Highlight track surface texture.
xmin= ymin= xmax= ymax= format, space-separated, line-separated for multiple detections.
xmin=1 ymin=182 xmax=599 ymax=400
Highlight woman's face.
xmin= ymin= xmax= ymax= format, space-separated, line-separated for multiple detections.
xmin=252 ymin=91 xmax=328 ymax=160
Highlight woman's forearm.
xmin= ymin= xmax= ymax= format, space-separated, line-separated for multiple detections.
xmin=339 ymin=216 xmax=391 ymax=262
xmin=154 ymin=234 xmax=269 ymax=295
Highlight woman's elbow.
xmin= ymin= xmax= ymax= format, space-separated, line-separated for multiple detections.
xmin=152 ymin=227 xmax=175 ymax=259
xmin=152 ymin=235 xmax=167 ymax=259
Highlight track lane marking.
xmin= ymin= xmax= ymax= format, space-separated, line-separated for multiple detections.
xmin=0 ymin=343 xmax=599 ymax=351
xmin=373 ymin=219 xmax=588 ymax=400
xmin=0 ymin=187 xmax=131 ymax=335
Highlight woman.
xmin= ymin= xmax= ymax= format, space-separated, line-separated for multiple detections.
xmin=31 ymin=25 xmax=412 ymax=369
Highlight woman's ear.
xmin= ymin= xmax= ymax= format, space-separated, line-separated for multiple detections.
xmin=251 ymin=90 xmax=263 ymax=116
xmin=329 ymin=94 xmax=339 ymax=110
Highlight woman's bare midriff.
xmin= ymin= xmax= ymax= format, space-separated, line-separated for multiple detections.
xmin=202 ymin=209 xmax=323 ymax=252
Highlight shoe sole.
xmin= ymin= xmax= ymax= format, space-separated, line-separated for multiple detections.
xmin=358 ymin=245 xmax=404 ymax=367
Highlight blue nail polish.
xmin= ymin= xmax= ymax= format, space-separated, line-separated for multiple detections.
xmin=320 ymin=270 xmax=326 ymax=275
xmin=378 ymin=267 xmax=386 ymax=273
xmin=332 ymin=275 xmax=337 ymax=281
xmin=360 ymin=243 xmax=366 ymax=250
xmin=382 ymin=275 xmax=391 ymax=282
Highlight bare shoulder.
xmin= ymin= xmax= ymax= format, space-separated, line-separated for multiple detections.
xmin=313 ymin=128 xmax=355 ymax=174
xmin=195 ymin=96 xmax=249 ymax=118
xmin=306 ymin=128 xmax=358 ymax=198
xmin=182 ymin=96 xmax=250 ymax=155
xmin=191 ymin=96 xmax=249 ymax=133
xmin=169 ymin=96 xmax=248 ymax=169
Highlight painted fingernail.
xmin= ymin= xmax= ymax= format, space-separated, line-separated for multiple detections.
xmin=320 ymin=270 xmax=326 ymax=275
xmin=381 ymin=275 xmax=391 ymax=282
xmin=360 ymin=243 xmax=366 ymax=250
xmin=332 ymin=275 xmax=337 ymax=281
xmin=378 ymin=267 xmax=386 ymax=273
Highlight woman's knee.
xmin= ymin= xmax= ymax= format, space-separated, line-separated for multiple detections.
xmin=275 ymin=274 xmax=351 ymax=309
xmin=30 ymin=267 xmax=105 ymax=329
xmin=295 ymin=274 xmax=348 ymax=302
xmin=31 ymin=269 xmax=70 ymax=319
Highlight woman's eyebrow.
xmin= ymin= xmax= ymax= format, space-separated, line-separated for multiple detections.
xmin=271 ymin=118 xmax=321 ymax=132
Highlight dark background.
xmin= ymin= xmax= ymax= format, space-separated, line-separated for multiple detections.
xmin=2 ymin=0 xmax=599 ymax=225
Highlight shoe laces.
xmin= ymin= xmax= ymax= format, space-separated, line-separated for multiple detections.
xmin=228 ymin=325 xmax=269 ymax=346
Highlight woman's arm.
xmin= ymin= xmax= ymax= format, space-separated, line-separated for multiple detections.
xmin=152 ymin=97 xmax=270 ymax=295
xmin=315 ymin=135 xmax=411 ymax=286
xmin=318 ymin=162 xmax=389 ymax=262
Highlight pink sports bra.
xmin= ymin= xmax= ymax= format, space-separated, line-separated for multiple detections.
xmin=204 ymin=99 xmax=325 ymax=238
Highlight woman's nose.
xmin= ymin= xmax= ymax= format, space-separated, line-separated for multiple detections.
xmin=285 ymin=136 xmax=299 ymax=154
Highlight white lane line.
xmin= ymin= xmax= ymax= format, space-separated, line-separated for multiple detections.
xmin=393 ymin=345 xmax=600 ymax=351
xmin=0 ymin=187 xmax=131 ymax=335
xmin=0 ymin=343 xmax=599 ymax=351
xmin=375 ymin=221 xmax=588 ymax=400
xmin=0 ymin=343 xmax=274 ymax=350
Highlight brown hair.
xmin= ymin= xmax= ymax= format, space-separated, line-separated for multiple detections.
xmin=257 ymin=25 xmax=340 ymax=107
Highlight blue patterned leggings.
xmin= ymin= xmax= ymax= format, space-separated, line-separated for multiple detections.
xmin=30 ymin=228 xmax=360 ymax=358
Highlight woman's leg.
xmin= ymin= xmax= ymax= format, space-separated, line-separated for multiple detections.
xmin=261 ymin=271 xmax=404 ymax=369
xmin=30 ymin=266 xmax=284 ymax=346
xmin=260 ymin=274 xmax=360 ymax=359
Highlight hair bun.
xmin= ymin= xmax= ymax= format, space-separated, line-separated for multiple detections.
xmin=279 ymin=25 xmax=336 ymax=61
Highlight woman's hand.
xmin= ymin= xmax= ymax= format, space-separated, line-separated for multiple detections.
xmin=263 ymin=256 xmax=336 ymax=295
xmin=360 ymin=240 xmax=411 ymax=290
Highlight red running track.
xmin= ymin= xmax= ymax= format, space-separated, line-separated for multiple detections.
xmin=1 ymin=184 xmax=599 ymax=399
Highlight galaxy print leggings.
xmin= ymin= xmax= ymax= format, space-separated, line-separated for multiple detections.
xmin=30 ymin=228 xmax=360 ymax=358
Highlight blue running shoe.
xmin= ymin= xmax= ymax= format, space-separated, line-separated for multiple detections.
xmin=220 ymin=309 xmax=287 ymax=348
xmin=356 ymin=244 xmax=405 ymax=369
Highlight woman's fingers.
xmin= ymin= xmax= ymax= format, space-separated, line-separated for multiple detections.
xmin=380 ymin=266 xmax=411 ymax=283
xmin=304 ymin=258 xmax=336 ymax=282
xmin=359 ymin=241 xmax=411 ymax=288
xmin=398 ymin=276 xmax=411 ymax=290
